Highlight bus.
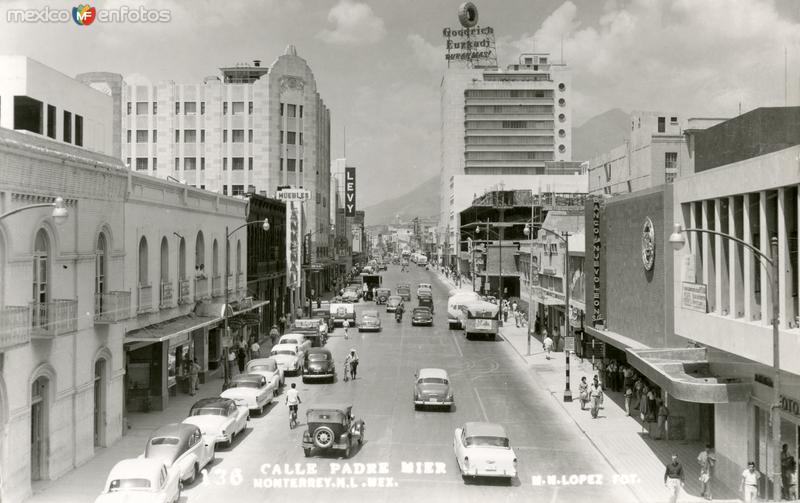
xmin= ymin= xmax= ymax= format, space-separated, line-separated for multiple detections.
xmin=447 ymin=291 xmax=481 ymax=329
xmin=460 ymin=301 xmax=501 ymax=341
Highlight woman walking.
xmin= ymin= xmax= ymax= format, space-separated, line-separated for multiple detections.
xmin=589 ymin=376 xmax=604 ymax=418
xmin=578 ymin=376 xmax=589 ymax=411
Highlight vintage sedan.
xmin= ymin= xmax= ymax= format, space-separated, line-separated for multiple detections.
xmin=245 ymin=357 xmax=284 ymax=395
xmin=270 ymin=343 xmax=304 ymax=375
xmin=358 ymin=310 xmax=382 ymax=332
xmin=220 ymin=374 xmax=273 ymax=415
xmin=414 ymin=368 xmax=454 ymax=411
xmin=143 ymin=423 xmax=214 ymax=484
xmin=416 ymin=283 xmax=432 ymax=297
xmin=278 ymin=333 xmax=311 ymax=356
xmin=183 ymin=397 xmax=248 ymax=448
xmin=302 ymin=347 xmax=336 ymax=383
xmin=453 ymin=422 xmax=518 ymax=481
xmin=302 ymin=403 xmax=366 ymax=458
xmin=385 ymin=295 xmax=404 ymax=313
xmin=396 ymin=283 xmax=412 ymax=302
xmin=411 ymin=307 xmax=434 ymax=326
xmin=342 ymin=287 xmax=360 ymax=303
xmin=95 ymin=458 xmax=180 ymax=503
xmin=374 ymin=287 xmax=392 ymax=304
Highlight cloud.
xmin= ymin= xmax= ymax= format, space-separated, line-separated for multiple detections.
xmin=407 ymin=33 xmax=445 ymax=73
xmin=317 ymin=0 xmax=386 ymax=45
xmin=497 ymin=0 xmax=800 ymax=124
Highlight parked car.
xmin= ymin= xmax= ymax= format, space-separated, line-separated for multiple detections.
xmin=374 ymin=287 xmax=392 ymax=304
xmin=143 ymin=423 xmax=214 ymax=484
xmin=302 ymin=403 xmax=365 ymax=458
xmin=302 ymin=347 xmax=336 ymax=383
xmin=270 ymin=343 xmax=304 ymax=375
xmin=96 ymin=458 xmax=181 ymax=503
xmin=220 ymin=374 xmax=273 ymax=415
xmin=183 ymin=397 xmax=248 ymax=448
xmin=245 ymin=357 xmax=284 ymax=395
xmin=385 ymin=295 xmax=404 ymax=313
xmin=413 ymin=368 xmax=454 ymax=411
xmin=411 ymin=307 xmax=434 ymax=326
xmin=453 ymin=422 xmax=518 ymax=481
xmin=342 ymin=287 xmax=360 ymax=303
xmin=418 ymin=293 xmax=434 ymax=313
xmin=278 ymin=333 xmax=311 ymax=356
xmin=358 ymin=309 xmax=382 ymax=332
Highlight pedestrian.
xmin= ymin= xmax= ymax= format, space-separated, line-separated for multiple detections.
xmin=655 ymin=399 xmax=669 ymax=440
xmin=664 ymin=454 xmax=685 ymax=503
xmin=279 ymin=314 xmax=287 ymax=335
xmin=589 ymin=376 xmax=603 ymax=418
xmin=543 ymin=333 xmax=554 ymax=360
xmin=236 ymin=345 xmax=246 ymax=373
xmin=647 ymin=388 xmax=658 ymax=423
xmin=623 ymin=365 xmax=634 ymax=391
xmin=639 ymin=384 xmax=650 ymax=432
xmin=503 ymin=303 xmax=509 ymax=323
xmin=227 ymin=348 xmax=237 ymax=376
xmin=343 ymin=319 xmax=350 ymax=340
xmin=697 ymin=444 xmax=716 ymax=500
xmin=740 ymin=461 xmax=760 ymax=502
xmin=595 ymin=359 xmax=606 ymax=388
xmin=188 ymin=358 xmax=200 ymax=396
xmin=606 ymin=360 xmax=617 ymax=392
xmin=578 ymin=376 xmax=589 ymax=410
xmin=634 ymin=377 xmax=644 ymax=409
xmin=624 ymin=384 xmax=633 ymax=416
xmin=250 ymin=337 xmax=261 ymax=359
xmin=269 ymin=324 xmax=279 ymax=346
xmin=534 ymin=315 xmax=541 ymax=335
xmin=782 ymin=444 xmax=797 ymax=500
xmin=617 ymin=362 xmax=625 ymax=393
xmin=348 ymin=348 xmax=359 ymax=380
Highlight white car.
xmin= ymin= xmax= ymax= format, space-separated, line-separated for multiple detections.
xmin=183 ymin=397 xmax=249 ymax=448
xmin=95 ymin=458 xmax=180 ymax=503
xmin=221 ymin=373 xmax=273 ymax=415
xmin=143 ymin=423 xmax=214 ymax=485
xmin=271 ymin=343 xmax=303 ymax=375
xmin=453 ymin=422 xmax=518 ymax=480
xmin=245 ymin=357 xmax=284 ymax=395
xmin=278 ymin=333 xmax=311 ymax=356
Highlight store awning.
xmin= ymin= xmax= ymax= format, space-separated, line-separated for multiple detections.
xmin=125 ymin=314 xmax=220 ymax=344
xmin=232 ymin=299 xmax=269 ymax=315
xmin=626 ymin=347 xmax=752 ymax=403
xmin=584 ymin=325 xmax=650 ymax=351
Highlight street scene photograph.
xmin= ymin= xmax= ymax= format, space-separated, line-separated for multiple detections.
xmin=1 ymin=0 xmax=800 ymax=502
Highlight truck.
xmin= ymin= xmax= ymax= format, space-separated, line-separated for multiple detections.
xmin=360 ymin=273 xmax=382 ymax=301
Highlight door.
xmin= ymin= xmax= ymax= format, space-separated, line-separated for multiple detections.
xmin=30 ymin=377 xmax=47 ymax=481
xmin=94 ymin=359 xmax=105 ymax=447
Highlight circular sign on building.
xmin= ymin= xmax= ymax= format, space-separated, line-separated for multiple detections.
xmin=458 ymin=2 xmax=478 ymax=27
xmin=642 ymin=217 xmax=656 ymax=271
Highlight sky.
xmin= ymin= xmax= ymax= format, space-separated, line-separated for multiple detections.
xmin=3 ymin=0 xmax=800 ymax=207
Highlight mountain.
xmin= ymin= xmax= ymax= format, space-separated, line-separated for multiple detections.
xmin=572 ymin=108 xmax=630 ymax=162
xmin=364 ymin=174 xmax=439 ymax=226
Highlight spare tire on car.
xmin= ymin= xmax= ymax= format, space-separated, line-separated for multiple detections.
xmin=314 ymin=426 xmax=335 ymax=448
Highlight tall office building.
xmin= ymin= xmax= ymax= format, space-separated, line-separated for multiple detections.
xmin=78 ymin=45 xmax=332 ymax=263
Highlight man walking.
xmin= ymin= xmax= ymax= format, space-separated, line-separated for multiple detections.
xmin=188 ymin=358 xmax=200 ymax=396
xmin=589 ymin=376 xmax=603 ymax=419
xmin=543 ymin=333 xmax=554 ymax=360
xmin=269 ymin=325 xmax=280 ymax=346
xmin=740 ymin=461 xmax=759 ymax=502
xmin=279 ymin=314 xmax=287 ymax=335
xmin=250 ymin=337 xmax=261 ymax=359
xmin=664 ymin=454 xmax=685 ymax=503
xmin=697 ymin=444 xmax=716 ymax=500
xmin=655 ymin=399 xmax=670 ymax=440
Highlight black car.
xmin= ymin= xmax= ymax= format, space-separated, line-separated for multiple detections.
xmin=303 ymin=348 xmax=336 ymax=383
xmin=302 ymin=404 xmax=365 ymax=458
xmin=411 ymin=307 xmax=434 ymax=326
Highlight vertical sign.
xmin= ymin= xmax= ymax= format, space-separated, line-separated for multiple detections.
xmin=286 ymin=200 xmax=302 ymax=288
xmin=587 ymin=199 xmax=605 ymax=327
xmin=345 ymin=167 xmax=356 ymax=217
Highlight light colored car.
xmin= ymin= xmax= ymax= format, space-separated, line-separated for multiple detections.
xmin=358 ymin=309 xmax=382 ymax=332
xmin=417 ymin=283 xmax=432 ymax=297
xmin=143 ymin=423 xmax=214 ymax=485
xmin=342 ymin=287 xmax=360 ymax=303
xmin=95 ymin=458 xmax=180 ymax=503
xmin=221 ymin=374 xmax=273 ymax=415
xmin=278 ymin=333 xmax=311 ymax=356
xmin=385 ymin=295 xmax=404 ymax=313
xmin=453 ymin=422 xmax=518 ymax=480
xmin=414 ymin=368 xmax=454 ymax=411
xmin=183 ymin=397 xmax=248 ymax=448
xmin=245 ymin=357 xmax=284 ymax=395
xmin=270 ymin=343 xmax=303 ymax=375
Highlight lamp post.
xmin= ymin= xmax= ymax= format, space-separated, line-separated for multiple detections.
xmin=0 ymin=196 xmax=69 ymax=224
xmin=475 ymin=223 xmax=505 ymax=327
xmin=523 ymin=223 xmax=536 ymax=356
xmin=223 ymin=217 xmax=270 ymax=388
xmin=670 ymin=223 xmax=780 ymax=499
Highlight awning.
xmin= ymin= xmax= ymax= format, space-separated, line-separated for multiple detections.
xmin=232 ymin=299 xmax=269 ymax=315
xmin=194 ymin=299 xmax=269 ymax=318
xmin=125 ymin=314 xmax=220 ymax=344
xmin=626 ymin=347 xmax=752 ymax=403
xmin=584 ymin=325 xmax=649 ymax=351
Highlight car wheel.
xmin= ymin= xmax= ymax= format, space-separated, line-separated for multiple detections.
xmin=187 ymin=463 xmax=199 ymax=484
xmin=303 ymin=448 xmax=312 ymax=458
xmin=358 ymin=425 xmax=365 ymax=445
xmin=313 ymin=426 xmax=335 ymax=448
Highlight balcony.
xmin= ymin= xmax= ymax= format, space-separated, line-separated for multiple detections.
xmin=194 ymin=276 xmax=210 ymax=300
xmin=0 ymin=306 xmax=31 ymax=350
xmin=178 ymin=279 xmax=192 ymax=305
xmin=30 ymin=299 xmax=78 ymax=338
xmin=160 ymin=281 xmax=174 ymax=309
xmin=137 ymin=284 xmax=153 ymax=313
xmin=212 ymin=275 xmax=223 ymax=297
xmin=94 ymin=291 xmax=132 ymax=323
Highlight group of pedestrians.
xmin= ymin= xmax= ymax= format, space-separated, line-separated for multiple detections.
xmin=577 ymin=374 xmax=605 ymax=418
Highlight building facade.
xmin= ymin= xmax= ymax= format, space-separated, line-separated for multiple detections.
xmin=246 ymin=194 xmax=286 ymax=336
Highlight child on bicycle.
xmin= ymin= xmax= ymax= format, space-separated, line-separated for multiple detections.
xmin=285 ymin=383 xmax=301 ymax=426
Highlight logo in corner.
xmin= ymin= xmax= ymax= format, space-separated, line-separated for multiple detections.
xmin=72 ymin=4 xmax=96 ymax=25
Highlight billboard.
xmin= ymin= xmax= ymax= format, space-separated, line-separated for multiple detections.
xmin=286 ymin=200 xmax=302 ymax=288
xmin=345 ymin=167 xmax=356 ymax=217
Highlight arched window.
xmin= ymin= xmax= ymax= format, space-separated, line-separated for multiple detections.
xmin=32 ymin=230 xmax=50 ymax=329
xmin=96 ymin=233 xmax=107 ymax=295
xmin=30 ymin=375 xmax=49 ymax=481
xmin=236 ymin=239 xmax=242 ymax=289
xmin=138 ymin=237 xmax=148 ymax=285
xmin=212 ymin=239 xmax=219 ymax=277
xmin=195 ymin=231 xmax=205 ymax=276
xmin=160 ymin=237 xmax=169 ymax=283
xmin=178 ymin=237 xmax=186 ymax=280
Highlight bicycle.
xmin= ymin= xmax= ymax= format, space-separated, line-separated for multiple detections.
xmin=289 ymin=405 xmax=298 ymax=429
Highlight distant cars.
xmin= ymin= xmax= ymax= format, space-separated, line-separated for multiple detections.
xmin=414 ymin=368 xmax=454 ymax=411
xmin=411 ymin=307 xmax=434 ymax=326
xmin=270 ymin=343 xmax=304 ymax=375
xmin=302 ymin=403 xmax=366 ymax=458
xmin=95 ymin=458 xmax=181 ymax=503
xmin=374 ymin=287 xmax=392 ymax=304
xmin=245 ymin=357 xmax=284 ymax=395
xmin=330 ymin=302 xmax=356 ymax=326
xmin=416 ymin=283 xmax=432 ymax=297
xmin=220 ymin=374 xmax=273 ymax=415
xmin=143 ymin=423 xmax=214 ymax=484
xmin=418 ymin=292 xmax=434 ymax=313
xmin=385 ymin=295 xmax=404 ymax=313
xmin=342 ymin=287 xmax=360 ymax=303
xmin=183 ymin=397 xmax=248 ymax=448
xmin=358 ymin=309 xmax=382 ymax=332
xmin=397 ymin=283 xmax=412 ymax=301
xmin=290 ymin=318 xmax=328 ymax=347
xmin=302 ymin=347 xmax=336 ymax=383
xmin=453 ymin=422 xmax=517 ymax=481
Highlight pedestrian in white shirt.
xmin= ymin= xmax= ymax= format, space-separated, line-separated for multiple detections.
xmin=740 ymin=461 xmax=760 ymax=502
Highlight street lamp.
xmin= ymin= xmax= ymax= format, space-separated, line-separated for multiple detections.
xmin=0 ymin=196 xmax=69 ymax=225
xmin=223 ymin=217 xmax=270 ymax=388
xmin=523 ymin=223 xmax=535 ymax=356
xmin=475 ymin=223 xmax=504 ymax=326
xmin=670 ymin=222 xmax=781 ymax=498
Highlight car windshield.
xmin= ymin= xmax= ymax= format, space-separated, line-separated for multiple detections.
xmin=149 ymin=437 xmax=179 ymax=446
xmin=465 ymin=436 xmax=510 ymax=448
xmin=413 ymin=308 xmax=431 ymax=315
xmin=109 ymin=478 xmax=152 ymax=491
xmin=419 ymin=377 xmax=448 ymax=385
xmin=308 ymin=353 xmax=329 ymax=362
xmin=248 ymin=363 xmax=276 ymax=372
xmin=363 ymin=311 xmax=378 ymax=317
xmin=281 ymin=338 xmax=301 ymax=345
xmin=294 ymin=320 xmax=317 ymax=328
xmin=230 ymin=381 xmax=261 ymax=389
xmin=308 ymin=410 xmax=346 ymax=423
xmin=272 ymin=350 xmax=296 ymax=356
xmin=190 ymin=407 xmax=226 ymax=416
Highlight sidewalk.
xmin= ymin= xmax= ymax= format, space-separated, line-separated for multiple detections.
xmin=500 ymin=324 xmax=743 ymax=503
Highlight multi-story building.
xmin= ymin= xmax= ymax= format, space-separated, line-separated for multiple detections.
xmin=246 ymin=194 xmax=286 ymax=332
xmin=439 ymin=52 xmax=572 ymax=261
